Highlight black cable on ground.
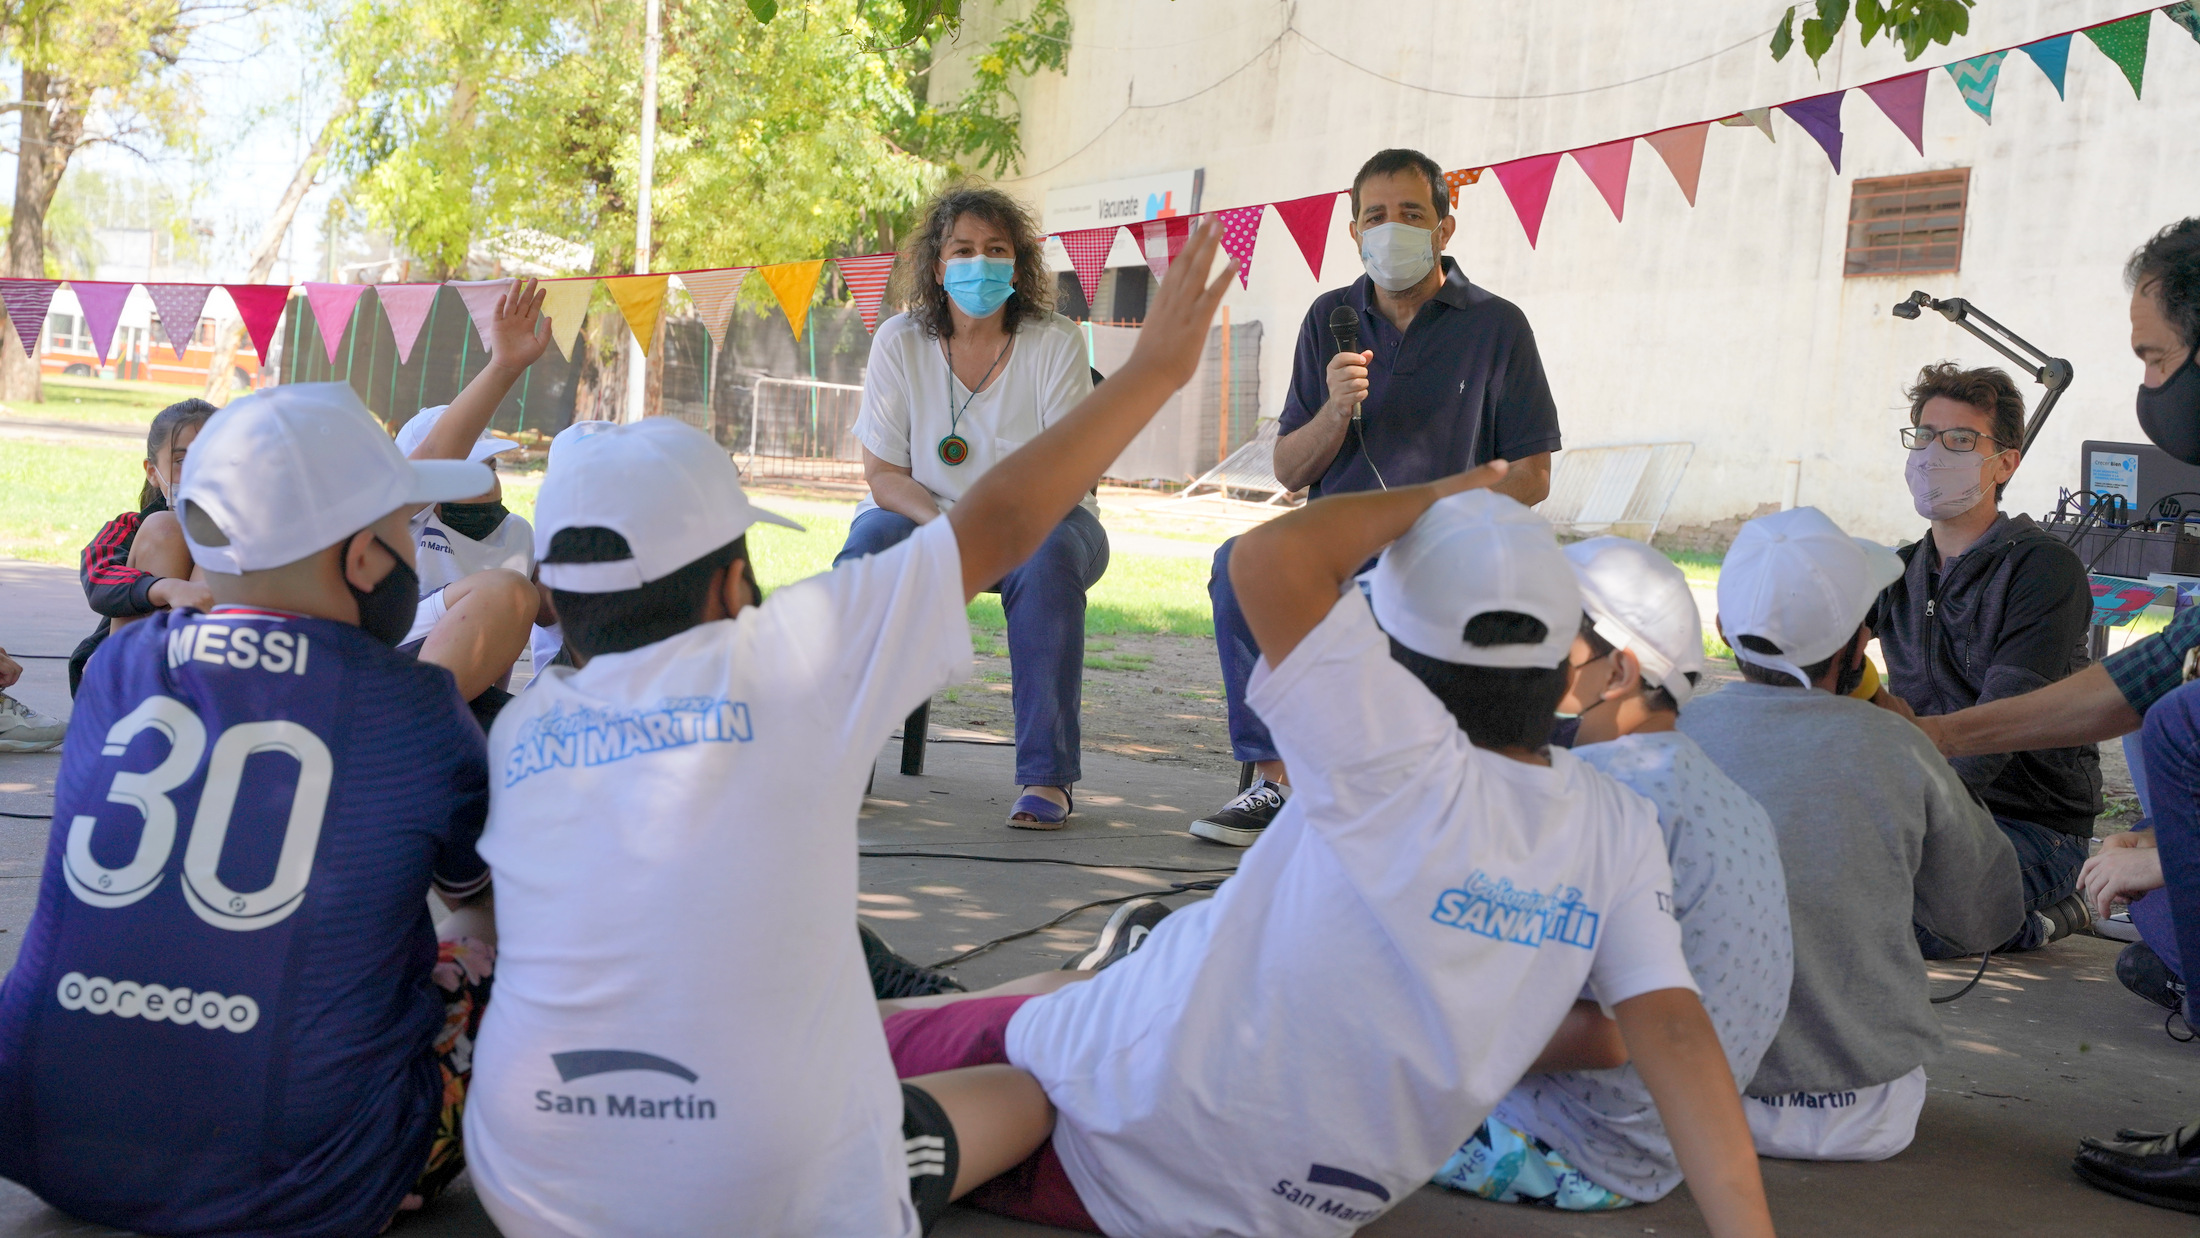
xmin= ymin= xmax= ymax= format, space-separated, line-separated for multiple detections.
xmin=2 ymin=653 xmax=72 ymax=660
xmin=1931 ymin=949 xmax=1992 ymax=1004
xmin=860 ymin=849 xmax=1237 ymax=875
xmin=924 ymin=879 xmax=1225 ymax=971
xmin=0 ymin=810 xmax=53 ymax=821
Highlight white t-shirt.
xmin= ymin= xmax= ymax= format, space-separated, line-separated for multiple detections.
xmin=1495 ymin=730 xmax=1793 ymax=1202
xmin=851 ymin=311 xmax=1094 ymax=515
xmin=1745 ymin=1065 xmax=1926 ymax=1161
xmin=462 ymin=519 xmax=972 ymax=1238
xmin=1005 ymin=595 xmax=1694 ymax=1238
xmin=404 ymin=507 xmax=536 ymax=645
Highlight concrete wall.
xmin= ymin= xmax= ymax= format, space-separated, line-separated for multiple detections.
xmin=941 ymin=0 xmax=2200 ymax=543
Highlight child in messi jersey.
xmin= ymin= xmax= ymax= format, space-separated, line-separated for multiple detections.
xmin=0 ymin=383 xmax=505 ymax=1236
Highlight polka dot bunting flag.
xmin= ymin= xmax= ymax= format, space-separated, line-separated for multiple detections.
xmin=1215 ymin=205 xmax=1262 ymax=288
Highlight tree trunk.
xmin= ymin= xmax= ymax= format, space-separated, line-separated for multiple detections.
xmin=202 ymin=108 xmax=349 ymax=403
xmin=2 ymin=73 xmax=85 ymax=404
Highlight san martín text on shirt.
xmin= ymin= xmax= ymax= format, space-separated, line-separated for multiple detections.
xmin=535 ymin=1090 xmax=719 ymax=1120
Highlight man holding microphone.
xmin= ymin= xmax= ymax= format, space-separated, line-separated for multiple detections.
xmin=1191 ymin=147 xmax=1563 ymax=846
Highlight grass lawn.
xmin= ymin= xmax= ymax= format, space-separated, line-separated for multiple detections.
xmin=3 ymin=376 xmax=209 ymax=428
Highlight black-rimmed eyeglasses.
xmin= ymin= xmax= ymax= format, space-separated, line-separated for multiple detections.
xmin=1900 ymin=426 xmax=2004 ymax=453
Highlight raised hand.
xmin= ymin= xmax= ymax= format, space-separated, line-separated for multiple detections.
xmin=1120 ymin=222 xmax=1237 ymax=391
xmin=487 ymin=276 xmax=552 ymax=373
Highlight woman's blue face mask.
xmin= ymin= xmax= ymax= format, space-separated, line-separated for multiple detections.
xmin=942 ymin=255 xmax=1016 ymax=319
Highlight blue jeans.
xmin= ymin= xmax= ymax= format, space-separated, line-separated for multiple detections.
xmin=2139 ymin=681 xmax=2200 ymax=1020
xmin=2121 ymin=731 xmax=2183 ymax=978
xmin=1208 ymin=536 xmax=1279 ymax=765
xmin=835 ymin=504 xmax=1108 ymax=786
xmin=1915 ymin=815 xmax=2090 ymax=959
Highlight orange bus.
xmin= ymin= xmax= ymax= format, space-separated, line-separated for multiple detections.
xmin=40 ymin=307 xmax=266 ymax=390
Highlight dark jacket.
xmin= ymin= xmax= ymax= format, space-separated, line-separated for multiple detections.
xmin=68 ymin=497 xmax=165 ymax=695
xmin=1874 ymin=513 xmax=2100 ymax=837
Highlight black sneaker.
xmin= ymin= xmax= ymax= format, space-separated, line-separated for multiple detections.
xmin=862 ymin=921 xmax=966 ymax=1000
xmin=1063 ymin=899 xmax=1171 ymax=971
xmin=2120 ymin=941 xmax=2188 ymax=1013
xmin=1189 ymin=779 xmax=1288 ymax=847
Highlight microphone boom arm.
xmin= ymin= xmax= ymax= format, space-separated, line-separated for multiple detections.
xmin=1892 ymin=290 xmax=2073 ymax=455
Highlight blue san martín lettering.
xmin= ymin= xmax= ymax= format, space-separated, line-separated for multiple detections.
xmin=535 ymin=1090 xmax=717 ymax=1119
xmin=504 ymin=697 xmax=751 ymax=785
xmin=1270 ymin=1180 xmax=1381 ymax=1223
xmin=1756 ymin=1089 xmax=1859 ymax=1110
xmin=1429 ymin=870 xmax=1599 ymax=950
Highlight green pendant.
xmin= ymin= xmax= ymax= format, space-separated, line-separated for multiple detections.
xmin=938 ymin=434 xmax=971 ymax=466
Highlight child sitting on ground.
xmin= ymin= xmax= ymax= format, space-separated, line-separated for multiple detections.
xmin=459 ymin=222 xmax=1242 ymax=1237
xmin=1680 ymin=506 xmax=2021 ymax=1162
xmin=67 ymin=397 xmax=219 ymax=695
xmin=0 ymin=383 xmax=503 ymax=1235
xmin=1435 ymin=536 xmax=1793 ymax=1209
xmin=869 ymin=484 xmax=1776 ymax=1237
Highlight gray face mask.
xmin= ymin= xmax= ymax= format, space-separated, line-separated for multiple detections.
xmin=1905 ymin=440 xmax=1999 ymax=520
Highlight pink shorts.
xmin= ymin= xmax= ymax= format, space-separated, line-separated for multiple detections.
xmin=884 ymin=995 xmax=1101 ymax=1234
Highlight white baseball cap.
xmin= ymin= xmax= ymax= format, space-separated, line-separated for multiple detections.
xmin=1370 ymin=490 xmax=1582 ymax=669
xmin=534 ymin=417 xmax=802 ymax=593
xmin=1564 ymin=536 xmax=1707 ymax=707
xmin=393 ymin=402 xmax=522 ymax=463
xmin=177 ymin=383 xmax=492 ymax=574
xmin=1717 ymin=506 xmax=1903 ymax=688
xmin=548 ymin=419 xmax=618 ymax=469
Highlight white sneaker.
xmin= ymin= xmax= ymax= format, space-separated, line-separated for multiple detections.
xmin=0 ymin=693 xmax=65 ymax=753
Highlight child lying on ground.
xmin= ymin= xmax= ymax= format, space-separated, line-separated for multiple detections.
xmin=1435 ymin=536 xmax=1793 ymax=1209
xmin=871 ymin=483 xmax=1776 ymax=1238
xmin=459 ymin=222 xmax=1241 ymax=1237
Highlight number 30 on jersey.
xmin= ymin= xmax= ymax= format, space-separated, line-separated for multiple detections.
xmin=64 ymin=694 xmax=330 ymax=932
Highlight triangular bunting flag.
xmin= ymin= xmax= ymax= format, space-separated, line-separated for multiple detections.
xmin=1139 ymin=215 xmax=1193 ymax=281
xmin=1780 ymin=92 xmax=1847 ymax=172
xmin=2020 ymin=34 xmax=2071 ymax=99
xmin=2084 ymin=13 xmax=2151 ymax=99
xmin=448 ymin=278 xmax=515 ymax=350
xmin=1946 ymin=51 xmax=2008 ymax=122
xmin=675 ymin=269 xmax=751 ymax=351
xmin=375 ymin=283 xmax=442 ymax=365
xmin=537 ymin=278 xmax=597 ymax=359
xmin=1271 ymin=193 xmax=1338 ymax=281
xmin=1056 ymin=227 xmax=1118 ymax=307
xmin=69 ymin=281 xmax=134 ymax=367
xmin=303 ymin=283 xmax=370 ymax=364
xmin=1569 ymin=139 xmax=1633 ymax=222
xmin=1719 ymin=108 xmax=1776 ymax=141
xmin=0 ymin=279 xmax=59 ymax=357
xmin=757 ymin=261 xmax=824 ymax=342
xmin=1861 ymin=71 xmax=1929 ymax=155
xmin=604 ymin=274 xmax=672 ymax=353
xmin=2167 ymin=2 xmax=2200 ymax=45
xmin=1491 ymin=154 xmax=1563 ymax=248
xmin=1441 ymin=167 xmax=1482 ymax=208
xmin=222 ymin=285 xmax=291 ymax=367
xmin=144 ymin=284 xmax=213 ymax=359
xmin=834 ymin=253 xmax=896 ymax=333
xmin=1215 ymin=205 xmax=1263 ymax=288
xmin=1644 ymin=124 xmax=1710 ymax=207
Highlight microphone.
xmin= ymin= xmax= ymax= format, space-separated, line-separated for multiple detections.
xmin=1328 ymin=304 xmax=1362 ymax=424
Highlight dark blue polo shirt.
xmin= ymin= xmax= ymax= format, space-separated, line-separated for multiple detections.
xmin=1278 ymin=257 xmax=1561 ymax=499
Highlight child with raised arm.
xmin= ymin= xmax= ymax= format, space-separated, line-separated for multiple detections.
xmin=871 ymin=482 xmax=1777 ymax=1237
xmin=459 ymin=222 xmax=1240 ymax=1237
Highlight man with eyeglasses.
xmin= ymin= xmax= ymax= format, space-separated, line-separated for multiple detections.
xmin=1872 ymin=363 xmax=2096 ymax=956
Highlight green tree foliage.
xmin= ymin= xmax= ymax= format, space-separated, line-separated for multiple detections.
xmin=1771 ymin=0 xmax=1976 ymax=67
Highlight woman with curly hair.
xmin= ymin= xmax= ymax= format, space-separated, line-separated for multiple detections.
xmin=839 ymin=182 xmax=1104 ymax=828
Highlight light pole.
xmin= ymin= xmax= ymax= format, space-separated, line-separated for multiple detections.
xmin=625 ymin=0 xmax=661 ymax=422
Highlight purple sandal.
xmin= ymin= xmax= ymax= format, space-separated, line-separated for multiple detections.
xmin=1008 ymin=787 xmax=1073 ymax=830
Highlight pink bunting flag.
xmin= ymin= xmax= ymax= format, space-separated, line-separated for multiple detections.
xmin=1271 ymin=193 xmax=1339 ymax=281
xmin=675 ymin=268 xmax=752 ymax=351
xmin=69 ymin=281 xmax=134 ymax=366
xmin=1644 ymin=124 xmax=1710 ymax=207
xmin=0 ymin=278 xmax=60 ymax=357
xmin=303 ymin=283 xmax=370 ymax=364
xmin=1139 ymin=214 xmax=1193 ymax=281
xmin=223 ymin=284 xmax=292 ymax=367
xmin=1860 ymin=71 xmax=1929 ymax=156
xmin=1780 ymin=91 xmax=1847 ymax=173
xmin=1569 ymin=139 xmax=1634 ymax=222
xmin=448 ymin=278 xmax=515 ymax=351
xmin=145 ymin=284 xmax=214 ymax=359
xmin=834 ymin=253 xmax=896 ymax=333
xmin=1215 ymin=205 xmax=1263 ymax=288
xmin=1491 ymin=154 xmax=1563 ymax=248
xmin=1056 ymin=227 xmax=1118 ymax=307
xmin=375 ymin=283 xmax=443 ymax=365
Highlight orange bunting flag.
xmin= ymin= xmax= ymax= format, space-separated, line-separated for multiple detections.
xmin=834 ymin=253 xmax=896 ymax=333
xmin=676 ymin=268 xmax=753 ymax=351
xmin=604 ymin=274 xmax=670 ymax=354
xmin=537 ymin=279 xmax=598 ymax=359
xmin=1569 ymin=139 xmax=1634 ymax=222
xmin=1442 ymin=167 xmax=1483 ymax=208
xmin=759 ymin=260 xmax=826 ymax=341
xmin=1644 ymin=123 xmax=1710 ymax=207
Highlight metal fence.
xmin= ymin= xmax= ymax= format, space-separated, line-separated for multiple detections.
xmin=1535 ymin=442 xmax=1696 ymax=543
xmin=1170 ymin=418 xmax=1297 ymax=505
xmin=731 ymin=376 xmax=867 ymax=481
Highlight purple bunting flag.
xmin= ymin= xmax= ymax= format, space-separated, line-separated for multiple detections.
xmin=1780 ymin=91 xmax=1848 ymax=173
xmin=69 ymin=281 xmax=135 ymax=366
xmin=145 ymin=284 xmax=215 ymax=359
xmin=0 ymin=279 xmax=60 ymax=357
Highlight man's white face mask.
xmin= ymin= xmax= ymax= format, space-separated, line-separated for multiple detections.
xmin=1359 ymin=221 xmax=1437 ymax=292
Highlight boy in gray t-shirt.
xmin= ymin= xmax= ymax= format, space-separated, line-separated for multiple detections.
xmin=1433 ymin=537 xmax=1793 ymax=1208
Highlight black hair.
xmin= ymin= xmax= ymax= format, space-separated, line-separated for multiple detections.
xmin=1733 ymin=631 xmax=1858 ymax=689
xmin=2126 ymin=217 xmax=2200 ymax=352
xmin=544 ymin=528 xmax=749 ymax=659
xmin=1578 ymin=624 xmax=1688 ymax=714
xmin=1387 ymin=610 xmax=1568 ymax=750
xmin=1351 ymin=148 xmax=1450 ymax=222
xmin=140 ymin=397 xmax=219 ymax=510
